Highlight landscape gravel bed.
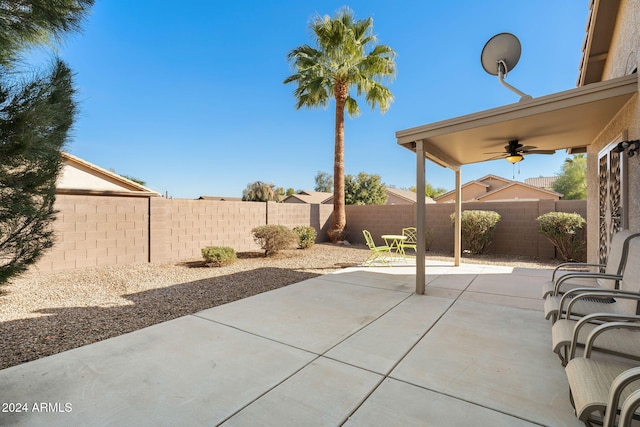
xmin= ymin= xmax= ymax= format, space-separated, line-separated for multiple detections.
xmin=0 ymin=243 xmax=556 ymax=370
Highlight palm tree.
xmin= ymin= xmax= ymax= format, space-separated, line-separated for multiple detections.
xmin=284 ymin=7 xmax=396 ymax=241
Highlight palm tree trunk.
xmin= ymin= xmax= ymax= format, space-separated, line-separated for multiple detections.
xmin=329 ymin=82 xmax=348 ymax=242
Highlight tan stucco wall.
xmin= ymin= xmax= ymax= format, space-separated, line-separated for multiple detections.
xmin=386 ymin=193 xmax=412 ymax=205
xmin=478 ymin=176 xmax=509 ymax=190
xmin=480 ymin=185 xmax=559 ymax=201
xmin=436 ymin=182 xmax=488 ymax=203
xmin=586 ymin=0 xmax=640 ymax=263
xmin=57 ymin=163 xmax=131 ymax=192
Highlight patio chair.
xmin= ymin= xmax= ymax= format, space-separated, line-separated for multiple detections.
xmin=398 ymin=227 xmax=417 ymax=256
xmin=552 ymin=313 xmax=640 ymax=366
xmin=612 ymin=385 xmax=640 ymax=427
xmin=544 ymin=234 xmax=640 ymax=323
xmin=565 ymin=322 xmax=640 ymax=426
xmin=362 ymin=230 xmax=392 ymax=266
xmin=542 ymin=230 xmax=640 ymax=299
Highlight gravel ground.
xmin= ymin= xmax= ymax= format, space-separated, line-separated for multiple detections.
xmin=0 ymin=243 xmax=557 ymax=370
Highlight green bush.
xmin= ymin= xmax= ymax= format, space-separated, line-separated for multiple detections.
xmin=201 ymin=246 xmax=237 ymax=267
xmin=293 ymin=225 xmax=317 ymax=249
xmin=251 ymin=225 xmax=298 ymax=256
xmin=536 ymin=212 xmax=586 ymax=261
xmin=450 ymin=210 xmax=501 ymax=255
xmin=425 ymin=227 xmax=434 ymax=251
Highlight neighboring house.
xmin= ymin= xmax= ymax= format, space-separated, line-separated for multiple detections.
xmin=385 ymin=187 xmax=435 ymax=204
xmin=198 ymin=196 xmax=243 ymax=201
xmin=282 ymin=191 xmax=333 ymax=204
xmin=57 ymin=152 xmax=160 ymax=198
xmin=283 ymin=188 xmax=435 ymax=205
xmin=434 ymin=174 xmax=561 ymax=203
xmin=524 ymin=176 xmax=557 ymax=191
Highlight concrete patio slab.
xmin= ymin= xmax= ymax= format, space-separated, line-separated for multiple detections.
xmin=196 ymin=274 xmax=410 ymax=354
xmin=467 ymin=273 xmax=548 ymax=300
xmin=224 ymin=357 xmax=381 ymax=427
xmin=325 ymin=294 xmax=454 ymax=374
xmin=0 ymin=316 xmax=316 ymax=427
xmin=344 ymin=378 xmax=538 ymax=426
xmin=459 ymin=271 xmax=548 ymax=311
xmin=390 ymin=299 xmax=582 ymax=426
xmin=426 ymin=273 xmax=478 ymax=291
xmin=1 ymin=260 xmax=584 ymax=426
xmin=459 ymin=290 xmax=543 ymax=311
xmin=323 ymin=268 xmax=416 ymax=292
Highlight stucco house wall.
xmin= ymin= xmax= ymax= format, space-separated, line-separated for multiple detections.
xmin=436 ymin=182 xmax=488 ymax=203
xmin=585 ymin=0 xmax=640 ymax=263
xmin=478 ymin=184 xmax=560 ymax=202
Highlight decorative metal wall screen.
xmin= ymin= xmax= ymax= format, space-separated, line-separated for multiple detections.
xmin=598 ymin=147 xmax=624 ymax=265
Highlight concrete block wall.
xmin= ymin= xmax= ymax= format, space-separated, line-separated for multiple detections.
xmin=346 ymin=200 xmax=587 ymax=259
xmin=149 ymin=199 xmax=266 ymax=262
xmin=33 ymin=196 xmax=587 ymax=273
xmin=36 ymin=195 xmax=149 ymax=272
xmin=267 ymin=202 xmax=334 ymax=242
xmin=345 ymin=205 xmax=416 ymax=246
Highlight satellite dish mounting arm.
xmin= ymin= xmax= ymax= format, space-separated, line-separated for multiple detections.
xmin=497 ymin=60 xmax=532 ymax=101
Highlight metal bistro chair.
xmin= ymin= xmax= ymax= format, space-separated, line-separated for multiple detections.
xmin=398 ymin=227 xmax=417 ymax=257
xmin=362 ymin=230 xmax=392 ymax=266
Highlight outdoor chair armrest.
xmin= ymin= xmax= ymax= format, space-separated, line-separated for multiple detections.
xmin=559 ymin=289 xmax=640 ymax=321
xmin=552 ymin=262 xmax=605 ymax=281
xmin=583 ymin=321 xmax=640 ymax=358
xmin=568 ymin=313 xmax=640 ymax=360
xmin=551 ymin=272 xmax=623 ymax=296
xmin=602 ymin=366 xmax=640 ymax=427
xmin=615 ymin=387 xmax=640 ymax=427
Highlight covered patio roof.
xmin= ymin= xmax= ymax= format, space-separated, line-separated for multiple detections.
xmin=396 ymin=73 xmax=637 ymax=169
xmin=395 ymin=73 xmax=638 ymax=294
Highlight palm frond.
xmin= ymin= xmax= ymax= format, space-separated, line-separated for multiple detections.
xmin=345 ymin=96 xmax=360 ymax=117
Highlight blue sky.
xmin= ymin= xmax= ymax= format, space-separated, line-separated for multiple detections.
xmin=31 ymin=1 xmax=588 ymax=198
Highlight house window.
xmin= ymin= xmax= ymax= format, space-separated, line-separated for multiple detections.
xmin=598 ymin=137 xmax=628 ymax=264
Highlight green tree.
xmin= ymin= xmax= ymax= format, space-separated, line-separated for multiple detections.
xmin=0 ymin=0 xmax=94 ymax=66
xmin=273 ymin=186 xmax=286 ymax=201
xmin=408 ymin=183 xmax=448 ymax=198
xmin=345 ymin=172 xmax=387 ymax=205
xmin=120 ymin=175 xmax=146 ymax=186
xmin=285 ymin=7 xmax=396 ymax=241
xmin=314 ymin=171 xmax=333 ymax=193
xmin=552 ymin=155 xmax=587 ymax=200
xmin=0 ymin=1 xmax=93 ymax=286
xmin=242 ymin=181 xmax=281 ymax=202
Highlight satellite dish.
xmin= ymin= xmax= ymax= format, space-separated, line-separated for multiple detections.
xmin=481 ymin=33 xmax=521 ymax=76
xmin=480 ymin=33 xmax=532 ymax=101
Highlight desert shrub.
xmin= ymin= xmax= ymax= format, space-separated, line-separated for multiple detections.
xmin=201 ymin=246 xmax=237 ymax=267
xmin=425 ymin=227 xmax=434 ymax=251
xmin=293 ymin=226 xmax=317 ymax=249
xmin=251 ymin=225 xmax=298 ymax=256
xmin=450 ymin=210 xmax=501 ymax=255
xmin=536 ymin=212 xmax=586 ymax=261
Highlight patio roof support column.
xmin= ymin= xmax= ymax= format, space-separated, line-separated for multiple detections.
xmin=454 ymin=169 xmax=461 ymax=266
xmin=415 ymin=139 xmax=426 ymax=294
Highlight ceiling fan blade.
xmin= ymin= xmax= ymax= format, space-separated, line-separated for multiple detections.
xmin=518 ymin=145 xmax=537 ymax=151
xmin=523 ymin=149 xmax=556 ymax=155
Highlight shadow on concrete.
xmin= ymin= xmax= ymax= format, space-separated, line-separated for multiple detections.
xmin=0 ymin=267 xmax=319 ymax=370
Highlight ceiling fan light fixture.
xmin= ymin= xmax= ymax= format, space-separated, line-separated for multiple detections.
xmin=506 ymin=154 xmax=524 ymax=163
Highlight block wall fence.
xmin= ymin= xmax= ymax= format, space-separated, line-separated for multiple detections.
xmin=33 ymin=195 xmax=586 ymax=273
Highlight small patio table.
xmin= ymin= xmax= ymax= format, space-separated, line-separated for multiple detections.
xmin=381 ymin=234 xmax=407 ymax=258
